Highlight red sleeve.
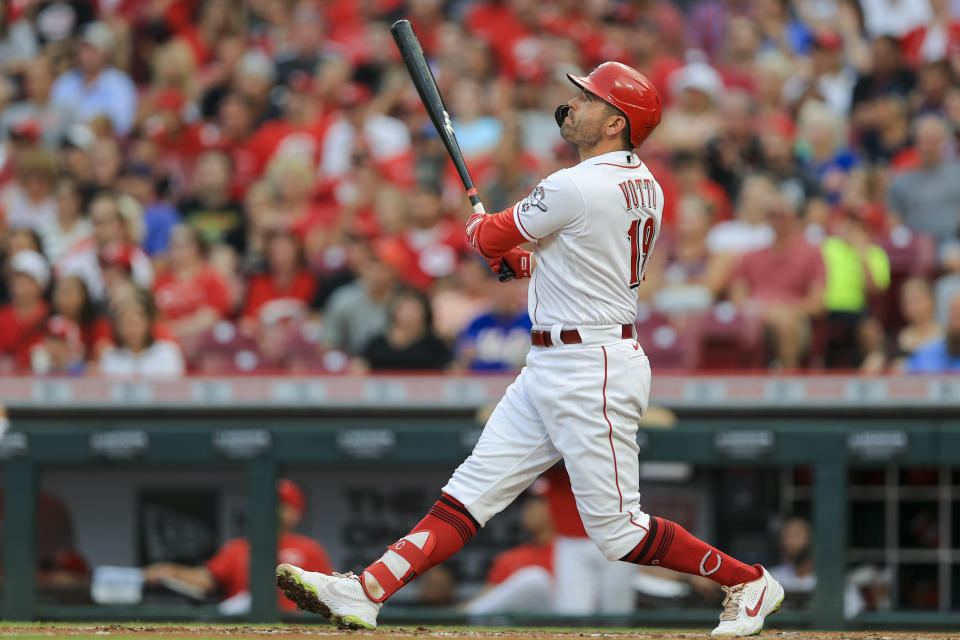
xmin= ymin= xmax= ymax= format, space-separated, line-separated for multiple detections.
xmin=486 ymin=545 xmax=553 ymax=584
xmin=0 ymin=308 xmax=13 ymax=353
xmin=486 ymin=549 xmax=518 ymax=585
xmin=295 ymin=271 xmax=317 ymax=304
xmin=152 ymin=321 xmax=176 ymax=342
xmin=473 ymin=208 xmax=529 ymax=258
xmin=242 ymin=276 xmax=268 ymax=319
xmin=205 ymin=539 xmax=244 ymax=588
xmin=85 ymin=317 xmax=114 ymax=359
xmin=900 ymin=27 xmax=924 ymax=67
xmin=202 ymin=270 xmax=232 ymax=316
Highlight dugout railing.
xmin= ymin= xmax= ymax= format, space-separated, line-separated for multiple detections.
xmin=2 ymin=374 xmax=960 ymax=629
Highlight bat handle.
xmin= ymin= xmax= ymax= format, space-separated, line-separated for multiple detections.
xmin=467 ymin=192 xmax=516 ymax=281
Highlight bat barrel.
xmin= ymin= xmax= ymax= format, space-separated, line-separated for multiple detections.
xmin=391 ymin=19 xmax=511 ymax=277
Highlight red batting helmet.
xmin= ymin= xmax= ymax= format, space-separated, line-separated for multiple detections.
xmin=567 ymin=62 xmax=662 ymax=148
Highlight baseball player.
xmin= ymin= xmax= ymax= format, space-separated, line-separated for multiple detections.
xmin=276 ymin=62 xmax=785 ymax=637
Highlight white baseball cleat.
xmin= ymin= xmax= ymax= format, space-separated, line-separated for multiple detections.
xmin=710 ymin=566 xmax=785 ymax=637
xmin=276 ymin=563 xmax=382 ymax=630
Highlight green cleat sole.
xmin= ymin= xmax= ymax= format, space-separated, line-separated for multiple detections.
xmin=339 ymin=614 xmax=377 ymax=630
xmin=276 ymin=566 xmax=377 ymax=630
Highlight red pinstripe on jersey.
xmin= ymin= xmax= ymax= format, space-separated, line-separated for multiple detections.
xmin=602 ymin=346 xmax=648 ymax=533
xmin=595 ymin=162 xmax=645 ymax=169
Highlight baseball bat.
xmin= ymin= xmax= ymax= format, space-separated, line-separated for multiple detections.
xmin=390 ymin=19 xmax=515 ymax=281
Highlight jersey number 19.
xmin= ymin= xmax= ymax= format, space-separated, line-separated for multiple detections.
xmin=627 ymin=218 xmax=655 ymax=289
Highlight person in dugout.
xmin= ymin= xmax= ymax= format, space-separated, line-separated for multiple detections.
xmin=143 ymin=479 xmax=331 ymax=611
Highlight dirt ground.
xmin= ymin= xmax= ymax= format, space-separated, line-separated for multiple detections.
xmin=0 ymin=626 xmax=956 ymax=640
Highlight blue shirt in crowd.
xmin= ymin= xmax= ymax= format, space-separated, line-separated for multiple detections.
xmin=906 ymin=339 xmax=960 ymax=373
xmin=457 ymin=311 xmax=532 ymax=372
xmin=51 ymin=67 xmax=137 ymax=135
xmin=142 ymin=202 xmax=182 ymax=257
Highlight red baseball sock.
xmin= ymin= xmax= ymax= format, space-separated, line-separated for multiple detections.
xmin=360 ymin=493 xmax=479 ymax=602
xmin=621 ymin=516 xmax=762 ymax=587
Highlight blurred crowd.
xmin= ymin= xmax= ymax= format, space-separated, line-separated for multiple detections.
xmin=3 ymin=0 xmax=960 ymax=376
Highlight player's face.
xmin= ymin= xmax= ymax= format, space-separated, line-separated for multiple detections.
xmin=278 ymin=504 xmax=301 ymax=532
xmin=560 ymin=90 xmax=608 ymax=149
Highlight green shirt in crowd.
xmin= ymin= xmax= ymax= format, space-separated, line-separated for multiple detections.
xmin=821 ymin=237 xmax=891 ymax=312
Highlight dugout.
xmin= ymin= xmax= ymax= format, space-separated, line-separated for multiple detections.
xmin=1 ymin=374 xmax=959 ymax=630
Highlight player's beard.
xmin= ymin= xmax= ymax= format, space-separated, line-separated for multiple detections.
xmin=560 ymin=114 xmax=603 ymax=151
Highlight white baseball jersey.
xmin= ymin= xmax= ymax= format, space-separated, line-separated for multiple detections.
xmin=511 ymin=150 xmax=664 ymax=327
xmin=443 ymin=149 xmax=663 ymax=565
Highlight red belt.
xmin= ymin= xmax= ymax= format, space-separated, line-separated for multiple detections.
xmin=530 ymin=324 xmax=634 ymax=347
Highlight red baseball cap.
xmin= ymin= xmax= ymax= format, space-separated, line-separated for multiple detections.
xmin=45 ymin=315 xmax=82 ymax=348
xmin=340 ymin=83 xmax=372 ymax=106
xmin=98 ymin=244 xmax=134 ymax=270
xmin=10 ymin=119 xmax=42 ymax=141
xmin=289 ymin=71 xmax=315 ymax=94
xmin=277 ymin=479 xmax=306 ymax=514
xmin=813 ymin=30 xmax=843 ymax=52
xmin=154 ymin=88 xmax=186 ymax=113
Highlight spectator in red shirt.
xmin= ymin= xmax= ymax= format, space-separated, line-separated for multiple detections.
xmin=206 ymin=93 xmax=265 ymax=200
xmin=729 ymin=194 xmax=826 ymax=369
xmin=671 ymin=151 xmax=732 ymax=223
xmin=463 ymin=495 xmax=555 ymax=616
xmin=265 ymin=153 xmax=333 ymax=263
xmin=0 ymin=228 xmax=42 ymax=305
xmin=0 ymin=489 xmax=91 ymax=590
xmin=153 ymin=225 xmax=233 ymax=352
xmin=487 ymin=496 xmax=555 ymax=585
xmin=0 ymin=249 xmax=49 ymax=372
xmin=464 ymin=0 xmax=534 ymax=79
xmin=29 ymin=315 xmax=87 ymax=375
xmin=377 ymin=183 xmax=468 ymax=292
xmin=56 ymin=191 xmax=154 ymax=301
xmin=901 ymin=0 xmax=960 ymax=68
xmin=176 ymin=0 xmax=244 ymax=68
xmin=143 ymin=479 xmax=332 ymax=613
xmin=242 ymin=227 xmax=316 ymax=326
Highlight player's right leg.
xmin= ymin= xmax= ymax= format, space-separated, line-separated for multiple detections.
xmin=277 ymin=367 xmax=561 ymax=628
xmin=531 ymin=341 xmax=783 ymax=636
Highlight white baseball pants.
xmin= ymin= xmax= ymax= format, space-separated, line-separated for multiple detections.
xmin=443 ymin=330 xmax=652 ymax=562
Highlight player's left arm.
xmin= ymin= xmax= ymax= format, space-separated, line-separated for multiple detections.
xmin=142 ymin=563 xmax=216 ymax=594
xmin=466 ymin=208 xmax=529 ymax=259
xmin=466 ymin=171 xmax=584 ymax=259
